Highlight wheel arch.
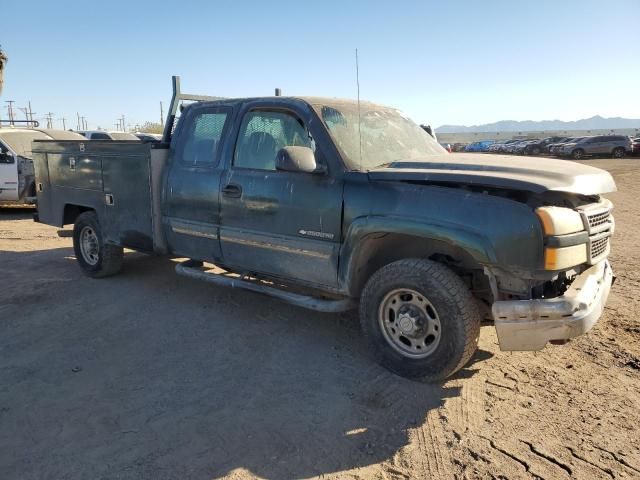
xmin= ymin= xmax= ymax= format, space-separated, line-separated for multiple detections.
xmin=339 ymin=217 xmax=495 ymax=297
xmin=62 ymin=203 xmax=96 ymax=226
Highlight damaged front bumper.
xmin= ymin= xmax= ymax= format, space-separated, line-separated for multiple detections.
xmin=492 ymin=260 xmax=613 ymax=351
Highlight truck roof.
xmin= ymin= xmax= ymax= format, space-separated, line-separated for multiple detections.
xmin=187 ymin=96 xmax=392 ymax=112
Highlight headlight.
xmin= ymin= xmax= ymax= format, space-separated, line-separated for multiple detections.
xmin=536 ymin=206 xmax=585 ymax=235
xmin=536 ymin=206 xmax=588 ymax=270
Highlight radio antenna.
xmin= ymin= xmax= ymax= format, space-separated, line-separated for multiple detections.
xmin=356 ymin=48 xmax=362 ymax=171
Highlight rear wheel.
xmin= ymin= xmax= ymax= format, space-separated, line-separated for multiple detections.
xmin=532 ymin=146 xmax=541 ymax=155
xmin=612 ymin=147 xmax=625 ymax=158
xmin=572 ymin=149 xmax=585 ymax=160
xmin=359 ymin=258 xmax=481 ymax=381
xmin=73 ymin=211 xmax=123 ymax=278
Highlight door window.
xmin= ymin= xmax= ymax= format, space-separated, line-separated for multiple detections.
xmin=234 ymin=111 xmax=314 ymax=170
xmin=180 ymin=111 xmax=229 ymax=166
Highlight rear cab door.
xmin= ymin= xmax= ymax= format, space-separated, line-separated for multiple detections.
xmin=218 ymin=99 xmax=344 ymax=289
xmin=162 ymin=103 xmax=233 ymax=262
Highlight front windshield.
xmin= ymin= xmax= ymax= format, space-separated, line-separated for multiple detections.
xmin=110 ymin=132 xmax=140 ymax=141
xmin=314 ymin=102 xmax=446 ymax=170
xmin=0 ymin=130 xmax=51 ymax=157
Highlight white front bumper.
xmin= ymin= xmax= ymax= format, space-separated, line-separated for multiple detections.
xmin=492 ymin=260 xmax=613 ymax=351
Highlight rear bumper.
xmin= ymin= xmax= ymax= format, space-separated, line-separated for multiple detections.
xmin=492 ymin=260 xmax=613 ymax=351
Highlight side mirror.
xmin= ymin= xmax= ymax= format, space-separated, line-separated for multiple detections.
xmin=275 ymin=146 xmax=324 ymax=174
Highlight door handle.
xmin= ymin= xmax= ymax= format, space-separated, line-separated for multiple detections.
xmin=222 ymin=183 xmax=242 ymax=198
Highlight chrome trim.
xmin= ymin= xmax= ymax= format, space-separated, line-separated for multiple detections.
xmin=171 ymin=226 xmax=217 ymax=240
xmin=220 ymin=234 xmax=331 ymax=259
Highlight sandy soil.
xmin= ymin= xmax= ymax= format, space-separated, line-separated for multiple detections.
xmin=1 ymin=159 xmax=639 ymax=480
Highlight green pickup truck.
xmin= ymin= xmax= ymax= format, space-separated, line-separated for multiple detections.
xmin=32 ymin=78 xmax=615 ymax=381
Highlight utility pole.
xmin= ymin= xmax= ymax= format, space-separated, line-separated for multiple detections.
xmin=76 ymin=112 xmax=81 ymax=130
xmin=18 ymin=107 xmax=29 ymax=122
xmin=28 ymin=101 xmax=34 ymax=125
xmin=160 ymin=101 xmax=164 ymax=126
xmin=5 ymin=100 xmax=15 ymax=126
xmin=120 ymin=115 xmax=126 ymax=131
xmin=80 ymin=116 xmax=87 ymax=130
xmin=45 ymin=112 xmax=54 ymax=129
xmin=59 ymin=117 xmax=67 ymax=130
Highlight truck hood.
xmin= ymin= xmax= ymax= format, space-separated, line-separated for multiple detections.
xmin=367 ymin=153 xmax=616 ymax=195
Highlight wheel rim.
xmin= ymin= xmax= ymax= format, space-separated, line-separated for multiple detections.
xmin=574 ymin=150 xmax=583 ymax=159
xmin=79 ymin=226 xmax=100 ymax=266
xmin=378 ymin=289 xmax=442 ymax=359
xmin=614 ymin=149 xmax=623 ymax=158
xmin=533 ymin=147 xmax=540 ymax=155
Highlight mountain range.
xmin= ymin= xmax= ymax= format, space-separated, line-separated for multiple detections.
xmin=436 ymin=115 xmax=640 ymax=133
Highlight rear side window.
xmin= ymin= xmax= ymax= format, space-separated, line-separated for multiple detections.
xmin=179 ymin=110 xmax=229 ymax=167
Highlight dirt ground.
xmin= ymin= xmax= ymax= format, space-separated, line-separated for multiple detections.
xmin=1 ymin=159 xmax=639 ymax=480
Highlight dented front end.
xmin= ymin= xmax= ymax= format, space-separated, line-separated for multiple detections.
xmin=490 ymin=197 xmax=615 ymax=351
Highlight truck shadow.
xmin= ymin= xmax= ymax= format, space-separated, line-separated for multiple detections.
xmin=0 ymin=248 xmax=492 ymax=479
xmin=0 ymin=206 xmax=36 ymax=220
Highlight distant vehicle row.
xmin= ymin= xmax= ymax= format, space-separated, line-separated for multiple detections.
xmin=458 ymin=135 xmax=637 ymax=159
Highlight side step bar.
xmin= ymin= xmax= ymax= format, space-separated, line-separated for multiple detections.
xmin=175 ymin=261 xmax=356 ymax=313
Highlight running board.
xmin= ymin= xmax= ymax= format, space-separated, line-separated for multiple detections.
xmin=175 ymin=261 xmax=356 ymax=313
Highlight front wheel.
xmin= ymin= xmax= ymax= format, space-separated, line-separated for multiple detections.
xmin=572 ymin=149 xmax=585 ymax=160
xmin=359 ymin=259 xmax=481 ymax=381
xmin=73 ymin=211 xmax=123 ymax=278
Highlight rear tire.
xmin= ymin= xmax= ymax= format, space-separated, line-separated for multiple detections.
xmin=359 ymin=258 xmax=481 ymax=382
xmin=532 ymin=147 xmax=541 ymax=155
xmin=612 ymin=147 xmax=625 ymax=158
xmin=73 ymin=211 xmax=123 ymax=278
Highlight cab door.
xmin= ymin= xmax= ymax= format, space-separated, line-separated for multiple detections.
xmin=162 ymin=105 xmax=232 ymax=262
xmin=218 ymin=105 xmax=343 ymax=288
xmin=0 ymin=140 xmax=18 ymax=201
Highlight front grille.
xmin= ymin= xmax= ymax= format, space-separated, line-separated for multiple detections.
xmin=590 ymin=236 xmax=609 ymax=260
xmin=587 ymin=210 xmax=610 ymax=230
xmin=579 ymin=201 xmax=613 ymax=264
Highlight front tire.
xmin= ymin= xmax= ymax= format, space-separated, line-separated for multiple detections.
xmin=73 ymin=211 xmax=123 ymax=278
xmin=572 ymin=149 xmax=585 ymax=160
xmin=359 ymin=259 xmax=481 ymax=382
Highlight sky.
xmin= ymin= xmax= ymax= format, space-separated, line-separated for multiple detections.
xmin=1 ymin=0 xmax=639 ymax=131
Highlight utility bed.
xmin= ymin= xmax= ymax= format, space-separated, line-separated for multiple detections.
xmin=32 ymin=140 xmax=168 ymax=253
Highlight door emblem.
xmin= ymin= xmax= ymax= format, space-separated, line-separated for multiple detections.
xmin=298 ymin=229 xmax=334 ymax=240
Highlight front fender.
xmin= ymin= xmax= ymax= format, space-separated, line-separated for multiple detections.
xmin=338 ymin=215 xmax=496 ymax=294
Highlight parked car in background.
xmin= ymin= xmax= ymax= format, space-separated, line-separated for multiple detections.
xmin=464 ymin=140 xmax=494 ymax=152
xmin=0 ymin=128 xmax=85 ymax=205
xmin=78 ymin=130 xmax=140 ymax=141
xmin=439 ymin=142 xmax=452 ymax=153
xmin=135 ymin=133 xmax=163 ymax=143
xmin=495 ymin=139 xmax=522 ymax=153
xmin=452 ymin=142 xmax=468 ymax=152
xmin=523 ymin=136 xmax=566 ymax=155
xmin=631 ymin=137 xmax=640 ymax=156
xmin=558 ymin=135 xmax=632 ymax=160
xmin=548 ymin=137 xmax=586 ymax=155
xmin=513 ymin=140 xmax=540 ymax=155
